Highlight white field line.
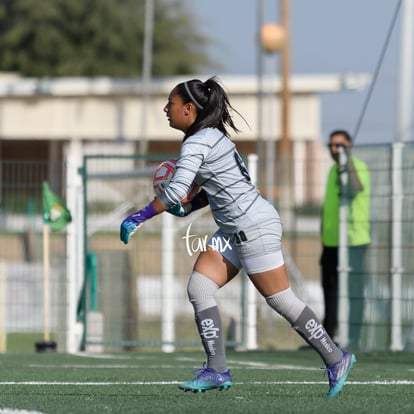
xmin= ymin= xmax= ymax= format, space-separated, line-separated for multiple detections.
xmin=27 ymin=362 xmax=318 ymax=371
xmin=0 ymin=410 xmax=45 ymax=414
xmin=28 ymin=364 xmax=193 ymax=369
xmin=16 ymin=357 xmax=414 ymax=387
xmin=0 ymin=380 xmax=413 ymax=386
xmin=70 ymin=352 xmax=132 ymax=359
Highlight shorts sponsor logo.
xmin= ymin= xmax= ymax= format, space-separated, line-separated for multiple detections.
xmin=182 ymin=223 xmax=232 ymax=256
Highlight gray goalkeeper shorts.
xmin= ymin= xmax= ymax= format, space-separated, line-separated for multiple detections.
xmin=207 ymin=205 xmax=284 ymax=274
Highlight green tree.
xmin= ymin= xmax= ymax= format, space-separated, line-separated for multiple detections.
xmin=0 ymin=0 xmax=211 ymax=77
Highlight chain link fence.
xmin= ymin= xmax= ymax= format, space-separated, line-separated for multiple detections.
xmin=1 ymin=143 xmax=414 ymax=352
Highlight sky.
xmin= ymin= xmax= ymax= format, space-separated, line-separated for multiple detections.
xmin=189 ymin=0 xmax=412 ymax=145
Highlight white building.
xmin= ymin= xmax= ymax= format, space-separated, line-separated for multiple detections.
xmin=0 ymin=72 xmax=369 ymax=206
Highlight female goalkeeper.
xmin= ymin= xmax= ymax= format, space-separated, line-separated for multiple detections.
xmin=120 ymin=76 xmax=355 ymax=398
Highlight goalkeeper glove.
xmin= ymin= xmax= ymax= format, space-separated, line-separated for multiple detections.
xmin=120 ymin=203 xmax=157 ymax=244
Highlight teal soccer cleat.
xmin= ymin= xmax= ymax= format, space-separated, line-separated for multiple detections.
xmin=325 ymin=350 xmax=356 ymax=397
xmin=179 ymin=364 xmax=233 ymax=393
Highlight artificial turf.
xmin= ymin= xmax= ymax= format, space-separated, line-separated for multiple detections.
xmin=0 ymin=350 xmax=413 ymax=414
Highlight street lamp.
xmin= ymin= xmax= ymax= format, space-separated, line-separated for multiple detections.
xmin=258 ymin=1 xmax=292 ymax=233
xmin=261 ymin=23 xmax=286 ymax=53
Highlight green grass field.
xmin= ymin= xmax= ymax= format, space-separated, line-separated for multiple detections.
xmin=0 ymin=350 xmax=413 ymax=414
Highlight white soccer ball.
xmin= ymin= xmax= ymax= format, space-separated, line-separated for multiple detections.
xmin=152 ymin=159 xmax=199 ymax=203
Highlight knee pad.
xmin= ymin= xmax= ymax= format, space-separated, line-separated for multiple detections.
xmin=187 ymin=271 xmax=219 ymax=313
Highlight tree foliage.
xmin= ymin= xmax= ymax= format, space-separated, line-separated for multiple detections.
xmin=0 ymin=0 xmax=211 ymax=77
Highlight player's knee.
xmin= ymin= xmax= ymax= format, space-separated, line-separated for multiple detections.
xmin=187 ymin=271 xmax=219 ymax=312
xmin=265 ymin=287 xmax=306 ymax=324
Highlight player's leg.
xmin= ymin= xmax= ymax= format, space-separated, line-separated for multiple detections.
xmin=236 ymin=210 xmax=355 ymax=398
xmin=179 ymin=235 xmax=240 ymax=392
xmin=248 ymin=263 xmax=342 ymax=364
xmin=190 ymin=249 xmax=238 ymax=372
xmin=248 ymin=263 xmax=355 ymax=397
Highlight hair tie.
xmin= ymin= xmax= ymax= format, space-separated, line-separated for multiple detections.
xmin=184 ymin=82 xmax=204 ymax=110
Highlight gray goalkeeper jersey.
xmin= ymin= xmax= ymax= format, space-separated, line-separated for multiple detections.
xmin=159 ymin=127 xmax=277 ymax=234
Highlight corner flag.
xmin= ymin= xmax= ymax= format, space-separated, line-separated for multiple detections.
xmin=42 ymin=181 xmax=72 ymax=231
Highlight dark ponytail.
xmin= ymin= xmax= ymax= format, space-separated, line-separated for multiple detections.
xmin=176 ymin=76 xmax=244 ymax=139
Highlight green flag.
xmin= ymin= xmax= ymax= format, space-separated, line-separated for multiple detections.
xmin=42 ymin=181 xmax=72 ymax=232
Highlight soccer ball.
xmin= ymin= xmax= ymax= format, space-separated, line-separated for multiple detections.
xmin=152 ymin=159 xmax=199 ymax=203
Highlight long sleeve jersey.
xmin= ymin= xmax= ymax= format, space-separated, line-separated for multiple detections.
xmin=159 ymin=128 xmax=263 ymax=234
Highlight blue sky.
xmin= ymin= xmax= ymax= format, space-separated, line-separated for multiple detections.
xmin=190 ymin=0 xmax=410 ymax=144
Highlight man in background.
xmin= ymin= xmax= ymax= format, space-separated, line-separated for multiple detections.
xmin=321 ymin=130 xmax=371 ymax=349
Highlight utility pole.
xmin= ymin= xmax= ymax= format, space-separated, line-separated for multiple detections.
xmin=139 ymin=0 xmax=154 ymax=160
xmin=391 ymin=0 xmax=413 ymax=351
xmin=280 ymin=0 xmax=291 ymax=160
xmin=278 ymin=0 xmax=293 ymax=230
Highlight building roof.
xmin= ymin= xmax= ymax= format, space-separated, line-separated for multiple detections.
xmin=0 ymin=73 xmax=370 ymax=97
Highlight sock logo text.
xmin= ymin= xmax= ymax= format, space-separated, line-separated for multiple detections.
xmin=305 ymin=318 xmax=333 ymax=352
xmin=200 ymin=318 xmax=219 ymax=356
xmin=200 ymin=318 xmax=219 ymax=339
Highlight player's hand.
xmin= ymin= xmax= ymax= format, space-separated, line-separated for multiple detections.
xmin=120 ymin=204 xmax=157 ymax=244
xmin=120 ymin=214 xmax=145 ymax=244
